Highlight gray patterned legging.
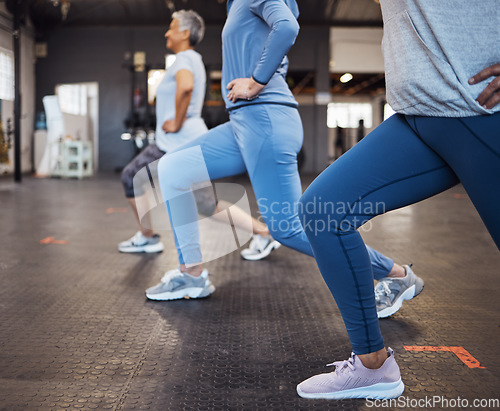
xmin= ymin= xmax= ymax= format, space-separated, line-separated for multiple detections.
xmin=121 ymin=143 xmax=217 ymax=216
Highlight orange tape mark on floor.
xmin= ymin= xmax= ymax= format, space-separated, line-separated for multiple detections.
xmin=453 ymin=194 xmax=467 ymax=199
xmin=40 ymin=237 xmax=68 ymax=245
xmin=40 ymin=237 xmax=54 ymax=244
xmin=106 ymin=207 xmax=129 ymax=214
xmin=403 ymin=346 xmax=486 ymax=369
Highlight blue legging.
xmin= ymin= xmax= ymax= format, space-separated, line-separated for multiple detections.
xmin=299 ymin=112 xmax=500 ymax=355
xmin=158 ymin=104 xmax=394 ymax=275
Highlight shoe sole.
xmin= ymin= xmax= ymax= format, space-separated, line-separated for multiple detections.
xmin=240 ymin=241 xmax=281 ymax=261
xmin=146 ymin=284 xmax=215 ymax=301
xmin=297 ymin=378 xmax=404 ymax=400
xmin=377 ymin=283 xmax=424 ymax=319
xmin=118 ymin=243 xmax=165 ymax=253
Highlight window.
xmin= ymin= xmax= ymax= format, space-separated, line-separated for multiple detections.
xmin=327 ymin=102 xmax=372 ymax=128
xmin=0 ymin=49 xmax=14 ymax=101
xmin=56 ymin=84 xmax=87 ymax=115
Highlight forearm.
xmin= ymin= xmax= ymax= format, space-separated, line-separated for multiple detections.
xmin=173 ymin=89 xmax=192 ymax=132
xmin=171 ymin=69 xmax=195 ymax=132
xmin=250 ymin=1 xmax=300 ymax=85
xmin=252 ymin=19 xmax=299 ymax=85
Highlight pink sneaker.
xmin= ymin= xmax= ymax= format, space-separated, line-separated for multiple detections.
xmin=297 ymin=348 xmax=404 ymax=400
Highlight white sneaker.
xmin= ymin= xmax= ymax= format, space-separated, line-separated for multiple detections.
xmin=240 ymin=234 xmax=281 ymax=261
xmin=375 ymin=264 xmax=424 ymax=318
xmin=118 ymin=231 xmax=164 ymax=253
xmin=146 ymin=269 xmax=215 ymax=301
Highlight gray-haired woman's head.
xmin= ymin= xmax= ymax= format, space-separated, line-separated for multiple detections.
xmin=172 ymin=10 xmax=205 ymax=46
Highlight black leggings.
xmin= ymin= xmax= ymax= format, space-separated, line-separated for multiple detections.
xmin=121 ymin=144 xmax=165 ymax=198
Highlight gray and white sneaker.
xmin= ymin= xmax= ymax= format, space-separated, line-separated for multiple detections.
xmin=146 ymin=268 xmax=215 ymax=301
xmin=240 ymin=234 xmax=281 ymax=261
xmin=118 ymin=231 xmax=164 ymax=253
xmin=375 ymin=264 xmax=424 ymax=318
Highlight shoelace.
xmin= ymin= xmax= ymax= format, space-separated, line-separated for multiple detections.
xmin=375 ymin=280 xmax=393 ymax=298
xmin=131 ymin=231 xmax=144 ymax=245
xmin=249 ymin=235 xmax=269 ymax=252
xmin=327 ymin=355 xmax=356 ymax=375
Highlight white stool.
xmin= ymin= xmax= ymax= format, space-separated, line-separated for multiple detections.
xmin=51 ymin=140 xmax=93 ymax=179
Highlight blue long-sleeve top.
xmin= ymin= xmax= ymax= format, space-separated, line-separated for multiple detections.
xmin=222 ymin=0 xmax=300 ymax=111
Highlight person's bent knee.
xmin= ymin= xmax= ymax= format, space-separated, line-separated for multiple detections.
xmin=299 ymin=188 xmax=356 ymax=237
xmin=157 ymin=154 xmax=194 ymax=196
xmin=121 ymin=164 xmax=136 ymax=198
xmin=298 ymin=188 xmax=319 ymax=234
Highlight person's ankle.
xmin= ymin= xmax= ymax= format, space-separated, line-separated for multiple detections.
xmin=180 ymin=264 xmax=203 ymax=277
xmin=358 ymin=348 xmax=388 ymax=369
xmin=140 ymin=229 xmax=155 ymax=238
xmin=254 ymin=227 xmax=270 ymax=237
xmin=386 ymin=264 xmax=406 ymax=279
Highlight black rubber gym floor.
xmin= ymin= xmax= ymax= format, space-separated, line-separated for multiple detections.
xmin=0 ymin=173 xmax=498 ymax=410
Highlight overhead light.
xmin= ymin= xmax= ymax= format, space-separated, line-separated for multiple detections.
xmin=340 ymin=73 xmax=353 ymax=83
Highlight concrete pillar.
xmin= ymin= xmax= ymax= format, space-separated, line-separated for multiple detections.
xmin=313 ymin=28 xmax=331 ymax=174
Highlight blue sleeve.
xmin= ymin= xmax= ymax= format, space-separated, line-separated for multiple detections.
xmin=249 ymin=0 xmax=300 ymax=85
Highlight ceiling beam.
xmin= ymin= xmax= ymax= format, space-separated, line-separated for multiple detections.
xmin=344 ymin=73 xmax=385 ymax=96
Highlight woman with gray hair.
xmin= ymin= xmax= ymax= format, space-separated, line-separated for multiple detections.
xmin=172 ymin=9 xmax=205 ymax=47
xmin=118 ymin=10 xmax=209 ymax=253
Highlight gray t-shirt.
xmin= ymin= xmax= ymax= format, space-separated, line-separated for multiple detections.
xmin=155 ymin=49 xmax=208 ymax=152
xmin=381 ymin=0 xmax=500 ymax=117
